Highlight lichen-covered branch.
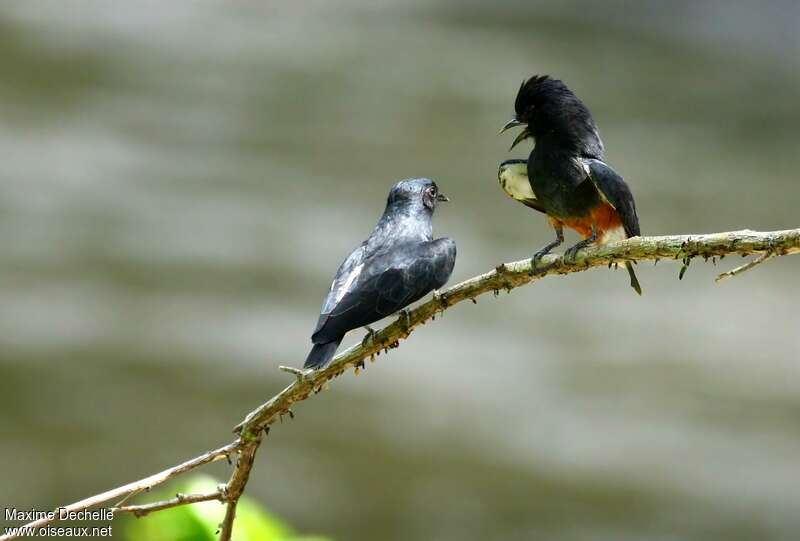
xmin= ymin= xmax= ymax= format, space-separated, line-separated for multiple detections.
xmin=233 ymin=228 xmax=800 ymax=438
xmin=3 ymin=227 xmax=797 ymax=541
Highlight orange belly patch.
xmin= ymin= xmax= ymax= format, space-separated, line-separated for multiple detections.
xmin=549 ymin=203 xmax=623 ymax=242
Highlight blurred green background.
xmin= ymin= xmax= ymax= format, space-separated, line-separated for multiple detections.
xmin=1 ymin=1 xmax=799 ymax=540
xmin=123 ymin=475 xmax=330 ymax=541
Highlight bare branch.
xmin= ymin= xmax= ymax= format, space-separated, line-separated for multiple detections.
xmin=233 ymin=228 xmax=800 ymax=438
xmin=278 ymin=365 xmax=311 ymax=380
xmin=0 ymin=442 xmax=238 ymax=540
xmin=715 ymin=250 xmax=776 ymax=282
xmin=114 ymin=491 xmax=225 ymax=518
xmin=4 ymin=227 xmax=798 ymax=541
xmin=218 ymin=436 xmax=262 ymax=541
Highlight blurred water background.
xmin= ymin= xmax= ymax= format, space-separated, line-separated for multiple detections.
xmin=1 ymin=1 xmax=799 ymax=540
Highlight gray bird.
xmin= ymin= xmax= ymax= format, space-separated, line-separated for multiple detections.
xmin=304 ymin=178 xmax=456 ymax=370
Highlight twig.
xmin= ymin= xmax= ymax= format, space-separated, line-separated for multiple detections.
xmin=0 ymin=442 xmax=238 ymax=540
xmin=4 ymin=227 xmax=798 ymax=541
xmin=114 ymin=491 xmax=225 ymax=518
xmin=113 ymin=488 xmax=143 ymax=509
xmin=218 ymin=436 xmax=262 ymax=541
xmin=278 ymin=365 xmax=311 ymax=380
xmin=715 ymin=250 xmax=775 ymax=282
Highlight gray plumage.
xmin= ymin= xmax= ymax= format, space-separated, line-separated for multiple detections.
xmin=304 ymin=178 xmax=456 ymax=369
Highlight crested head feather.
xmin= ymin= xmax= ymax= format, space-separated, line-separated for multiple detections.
xmin=514 ymin=75 xmax=576 ymax=118
xmin=512 ymin=74 xmax=604 ymax=158
xmin=514 ymin=74 xmax=550 ymax=116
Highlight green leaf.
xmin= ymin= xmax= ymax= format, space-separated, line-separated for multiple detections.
xmin=124 ymin=474 xmax=332 ymax=541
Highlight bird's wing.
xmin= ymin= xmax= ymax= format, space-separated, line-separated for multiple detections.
xmin=371 ymin=238 xmax=456 ymax=315
xmin=520 ymin=198 xmax=546 ymax=213
xmin=498 ymin=159 xmax=547 ymax=214
xmin=311 ymin=239 xmax=456 ymax=343
xmin=313 ymin=244 xmax=368 ymax=335
xmin=582 ymin=158 xmax=640 ymax=237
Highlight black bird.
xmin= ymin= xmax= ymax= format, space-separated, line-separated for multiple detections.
xmin=304 ymin=178 xmax=456 ymax=369
xmin=499 ymin=75 xmax=642 ymax=295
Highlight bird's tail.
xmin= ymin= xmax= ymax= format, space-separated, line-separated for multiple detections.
xmin=625 ymin=262 xmax=642 ymax=296
xmin=304 ymin=339 xmax=342 ymax=370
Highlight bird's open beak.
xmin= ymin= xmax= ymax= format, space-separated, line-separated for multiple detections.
xmin=508 ymin=128 xmax=530 ymax=152
xmin=436 ymin=193 xmax=450 ymax=202
xmin=498 ymin=118 xmax=522 ymax=135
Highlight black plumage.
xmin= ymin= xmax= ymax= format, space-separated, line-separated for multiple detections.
xmin=584 ymin=158 xmax=640 ymax=239
xmin=304 ymin=178 xmax=456 ymax=369
xmin=499 ymin=75 xmax=642 ymax=294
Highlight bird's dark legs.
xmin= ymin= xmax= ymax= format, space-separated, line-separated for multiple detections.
xmin=361 ymin=325 xmax=377 ymax=347
xmin=532 ymin=225 xmax=564 ymax=271
xmin=564 ymin=224 xmax=598 ymax=263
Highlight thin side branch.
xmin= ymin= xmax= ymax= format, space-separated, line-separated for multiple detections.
xmin=0 ymin=442 xmax=239 ymax=540
xmin=715 ymin=250 xmax=775 ymax=282
xmin=114 ymin=491 xmax=225 ymax=518
xmin=3 ymin=227 xmax=798 ymax=541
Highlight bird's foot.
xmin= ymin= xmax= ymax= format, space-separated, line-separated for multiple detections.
xmin=564 ymin=225 xmax=598 ymax=264
xmin=530 ymin=229 xmax=565 ymax=274
xmin=431 ymin=289 xmax=449 ymax=309
xmin=398 ymin=309 xmax=412 ymax=330
xmin=531 ymin=248 xmax=553 ymax=273
xmin=361 ymin=326 xmax=377 ymax=348
xmin=564 ymin=238 xmax=595 ymax=263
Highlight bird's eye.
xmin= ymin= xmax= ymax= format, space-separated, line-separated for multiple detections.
xmin=428 ymin=186 xmax=436 ymax=195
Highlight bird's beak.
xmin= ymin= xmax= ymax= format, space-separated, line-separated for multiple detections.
xmin=436 ymin=193 xmax=450 ymax=202
xmin=498 ymin=118 xmax=522 ymax=135
xmin=508 ymin=128 xmax=530 ymax=152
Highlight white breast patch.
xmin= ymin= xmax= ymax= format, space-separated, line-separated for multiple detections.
xmin=600 ymin=226 xmax=627 ymax=244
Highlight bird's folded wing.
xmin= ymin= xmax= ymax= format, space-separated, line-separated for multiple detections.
xmin=498 ymin=159 xmax=547 ymax=214
xmin=314 ymin=244 xmax=367 ymax=333
xmin=582 ymin=158 xmax=640 ymax=237
xmin=312 ymin=239 xmax=455 ymax=342
xmin=520 ymin=197 xmax=546 ymax=213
